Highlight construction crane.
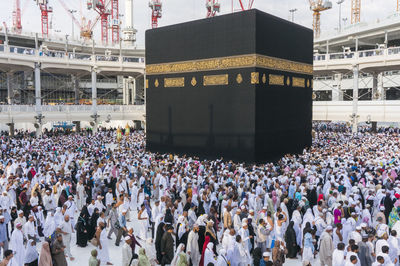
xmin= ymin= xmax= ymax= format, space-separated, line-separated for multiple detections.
xmin=238 ymin=0 xmax=255 ymax=11
xmin=149 ymin=0 xmax=162 ymax=29
xmin=87 ymin=0 xmax=111 ymax=44
xmin=34 ymin=0 xmax=53 ymax=38
xmin=57 ymin=0 xmax=94 ymax=40
xmin=351 ymin=0 xmax=361 ymax=24
xmin=309 ymin=0 xmax=332 ymax=38
xmin=81 ymin=17 xmax=93 ymax=40
xmin=110 ymin=0 xmax=120 ymax=45
xmin=12 ymin=0 xmax=22 ymax=34
xmin=206 ymin=0 xmax=220 ymax=17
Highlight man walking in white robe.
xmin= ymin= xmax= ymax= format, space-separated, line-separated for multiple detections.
xmin=58 ymin=215 xmax=75 ymax=261
xmin=187 ymin=225 xmax=200 ymax=266
xmin=9 ymin=223 xmax=24 ymax=266
xmin=319 ymin=226 xmax=334 ymax=266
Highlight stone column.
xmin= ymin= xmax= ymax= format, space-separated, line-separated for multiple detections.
xmin=34 ymin=63 xmax=43 ymax=137
xmin=352 ymin=65 xmax=359 ymax=134
xmin=91 ymin=68 xmax=98 ymax=133
xmin=72 ymin=74 xmax=79 ymax=105
xmin=6 ymin=72 xmax=13 ymax=105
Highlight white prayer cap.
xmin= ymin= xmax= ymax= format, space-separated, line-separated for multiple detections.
xmin=263 ymin=252 xmax=271 ymax=257
xmin=0 ymin=216 xmax=4 ymax=219
xmin=356 ymin=226 xmax=362 ymax=230
xmin=122 ymin=209 xmax=127 ymax=213
xmin=326 ymin=226 xmax=333 ymax=231
xmin=17 ymin=210 xmax=23 ymax=215
xmin=361 ymin=223 xmax=367 ymax=228
xmin=124 ymin=236 xmax=130 ymax=241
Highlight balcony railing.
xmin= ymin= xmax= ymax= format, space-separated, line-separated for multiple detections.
xmin=313 ymin=46 xmax=400 ymax=62
xmin=0 ymin=44 xmax=145 ymax=64
xmin=0 ymin=105 xmax=145 ymax=113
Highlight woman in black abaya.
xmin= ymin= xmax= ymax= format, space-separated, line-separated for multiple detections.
xmin=285 ymin=221 xmax=298 ymax=258
xmin=87 ymin=207 xmax=99 ymax=240
xmin=76 ymin=209 xmax=89 ymax=247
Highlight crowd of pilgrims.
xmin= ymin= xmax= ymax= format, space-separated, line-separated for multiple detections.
xmin=0 ymin=123 xmax=399 ymax=266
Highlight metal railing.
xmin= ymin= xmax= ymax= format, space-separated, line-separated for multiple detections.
xmin=0 ymin=104 xmax=145 ymax=113
xmin=0 ymin=45 xmax=145 ymax=64
xmin=313 ymin=47 xmax=400 ymax=62
xmin=388 ymin=47 xmax=400 ymax=55
xmin=9 ymin=45 xmax=35 ymax=55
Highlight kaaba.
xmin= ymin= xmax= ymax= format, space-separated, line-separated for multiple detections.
xmin=145 ymin=9 xmax=313 ymax=162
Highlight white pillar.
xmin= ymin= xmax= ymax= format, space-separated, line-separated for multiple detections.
xmin=378 ymin=72 xmax=384 ymax=100
xmin=6 ymin=72 xmax=13 ymax=105
xmin=35 ymin=63 xmax=43 ymax=137
xmin=372 ymin=73 xmax=378 ymax=100
xmin=72 ymin=74 xmax=79 ymax=105
xmin=132 ymin=78 xmax=136 ymax=105
xmin=123 ymin=0 xmax=137 ymax=46
xmin=333 ymin=74 xmax=343 ymax=101
xmin=91 ymin=68 xmax=98 ymax=133
xmin=352 ymin=65 xmax=359 ymax=133
xmin=122 ymin=78 xmax=127 ymax=105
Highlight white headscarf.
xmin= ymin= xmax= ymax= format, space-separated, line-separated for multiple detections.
xmin=24 ymin=239 xmax=39 ymax=263
xmin=204 ymin=242 xmax=217 ymax=266
xmin=54 ymin=207 xmax=63 ymax=226
xmin=170 ymin=243 xmax=185 ymax=266
xmin=196 ymin=215 xmax=208 ymax=226
xmin=43 ymin=212 xmax=56 ymax=238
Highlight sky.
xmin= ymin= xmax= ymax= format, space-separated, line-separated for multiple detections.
xmin=0 ymin=0 xmax=397 ymax=48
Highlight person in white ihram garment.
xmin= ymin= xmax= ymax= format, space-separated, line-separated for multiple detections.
xmin=122 ymin=236 xmax=132 ymax=266
xmin=138 ymin=203 xmax=149 ymax=240
xmin=204 ymin=242 xmax=217 ymax=266
xmin=186 ymin=224 xmax=200 ymax=266
xmin=97 ymin=221 xmax=113 ymax=265
xmin=9 ymin=223 xmax=24 ymax=266
xmin=57 ymin=214 xmax=75 ymax=261
xmin=76 ymin=179 xmax=86 ymax=211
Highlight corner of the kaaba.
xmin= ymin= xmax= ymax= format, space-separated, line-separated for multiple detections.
xmin=145 ymin=8 xmax=314 ymax=164
xmin=253 ymin=68 xmax=313 ymax=163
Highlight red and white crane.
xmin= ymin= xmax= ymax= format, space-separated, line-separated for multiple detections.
xmin=149 ymin=0 xmax=162 ymax=29
xmin=206 ymin=0 xmax=220 ymax=17
xmin=110 ymin=0 xmax=120 ymax=45
xmin=12 ymin=0 xmax=22 ymax=34
xmin=87 ymin=0 xmax=111 ymax=44
xmin=238 ymin=0 xmax=255 ymax=11
xmin=34 ymin=0 xmax=53 ymax=38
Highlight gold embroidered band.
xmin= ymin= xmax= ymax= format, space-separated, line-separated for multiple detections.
xmin=164 ymin=77 xmax=185 ymax=88
xmin=146 ymin=54 xmax=312 ymax=76
xmin=203 ymin=74 xmax=229 ymax=86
